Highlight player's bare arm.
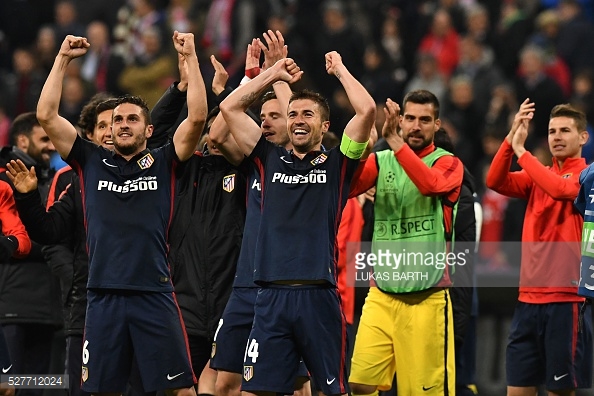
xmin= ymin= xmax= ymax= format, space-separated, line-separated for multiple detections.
xmin=219 ymin=57 xmax=302 ymax=156
xmin=260 ymin=30 xmax=292 ymax=109
xmin=37 ymin=35 xmax=90 ymax=159
xmin=171 ymin=31 xmax=207 ymax=162
xmin=176 ymin=52 xmax=189 ymax=92
xmin=208 ymin=42 xmax=258 ymax=164
xmin=326 ymin=51 xmax=376 ymax=146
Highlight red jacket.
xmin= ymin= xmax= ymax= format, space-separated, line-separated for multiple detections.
xmin=0 ymin=180 xmax=31 ymax=257
xmin=336 ymin=198 xmax=364 ymax=324
xmin=486 ymin=140 xmax=586 ymax=303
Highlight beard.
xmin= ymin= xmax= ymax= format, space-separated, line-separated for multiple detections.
xmin=114 ymin=133 xmax=146 ymax=156
xmin=404 ymin=133 xmax=432 ymax=151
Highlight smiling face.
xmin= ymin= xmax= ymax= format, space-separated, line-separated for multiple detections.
xmin=22 ymin=126 xmax=56 ymax=166
xmin=261 ymin=98 xmax=289 ymax=148
xmin=112 ymin=102 xmax=153 ymax=157
xmin=399 ymin=102 xmax=441 ymax=151
xmin=548 ymin=116 xmax=588 ymax=161
xmin=287 ymin=98 xmax=329 ymax=154
xmin=88 ymin=109 xmax=114 ymax=149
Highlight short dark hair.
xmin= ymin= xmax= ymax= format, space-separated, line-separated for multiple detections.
xmin=550 ymin=103 xmax=587 ymax=132
xmin=10 ymin=112 xmax=40 ymax=144
xmin=402 ymin=89 xmax=440 ymax=119
xmin=78 ymin=93 xmax=116 ymax=136
xmin=115 ymin=95 xmax=151 ymax=125
xmin=261 ymin=90 xmax=278 ymax=105
xmin=289 ymin=89 xmax=330 ymax=122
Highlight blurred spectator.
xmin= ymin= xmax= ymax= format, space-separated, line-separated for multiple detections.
xmin=404 ymin=52 xmax=447 ymax=105
xmin=312 ymin=0 xmax=366 ymax=100
xmin=167 ymin=0 xmax=192 ymax=33
xmin=493 ymin=0 xmax=533 ymax=79
xmin=266 ymin=13 xmax=313 ymax=88
xmin=514 ymin=45 xmax=566 ymax=149
xmin=80 ymin=20 xmax=126 ymax=95
xmin=200 ymin=0 xmax=257 ymax=81
xmin=442 ymin=75 xmax=484 ymax=175
xmin=528 ymin=9 xmax=572 ymax=96
xmin=53 ymin=0 xmax=86 ymax=40
xmin=465 ymin=3 xmax=496 ymax=57
xmin=419 ymin=8 xmax=461 ymax=78
xmin=485 ymin=83 xmax=517 ymax=133
xmin=35 ymin=25 xmax=58 ymax=75
xmin=0 ymin=103 xmax=10 ymax=148
xmin=361 ymin=45 xmax=404 ymax=104
xmin=570 ymin=70 xmax=594 ymax=161
xmin=118 ymin=26 xmax=175 ymax=108
xmin=454 ymin=35 xmax=505 ymax=120
xmin=439 ymin=0 xmax=468 ymax=34
xmin=541 ymin=0 xmax=594 ymax=20
xmin=570 ymin=69 xmax=594 ymax=124
xmin=70 ymin=0 xmax=125 ymax=31
xmin=379 ymin=14 xmax=407 ymax=80
xmin=329 ymin=90 xmax=355 ymax=137
xmin=113 ymin=0 xmax=171 ymax=64
xmin=60 ymin=75 xmax=89 ymax=126
xmin=556 ymin=0 xmax=594 ymax=76
xmin=0 ymin=47 xmax=46 ymax=119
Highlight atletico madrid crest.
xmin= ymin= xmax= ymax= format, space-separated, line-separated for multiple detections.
xmin=137 ymin=153 xmax=154 ymax=169
xmin=243 ymin=366 xmax=253 ymax=381
xmin=223 ymin=174 xmax=236 ymax=192
xmin=311 ymin=153 xmax=327 ymax=166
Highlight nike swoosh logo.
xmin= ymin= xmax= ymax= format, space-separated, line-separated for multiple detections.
xmin=102 ymin=159 xmax=118 ymax=168
xmin=280 ymin=156 xmax=293 ymax=164
xmin=554 ymin=373 xmax=569 ymax=381
xmin=326 ymin=378 xmax=335 ymax=385
xmin=2 ymin=365 xmax=11 ymax=373
xmin=167 ymin=372 xmax=184 ymax=380
xmin=423 ymin=385 xmax=436 ymax=391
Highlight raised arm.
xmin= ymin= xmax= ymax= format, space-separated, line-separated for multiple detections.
xmin=325 ymin=51 xmax=376 ymax=144
xmin=171 ymin=32 xmax=207 ymax=161
xmin=219 ymin=58 xmax=302 ymax=156
xmin=37 ymin=35 xmax=90 ymax=159
xmin=149 ymin=54 xmax=189 ymax=149
xmin=260 ymin=30 xmax=292 ymax=111
xmin=207 ymin=54 xmax=244 ymax=165
xmin=486 ymin=99 xmax=535 ymax=198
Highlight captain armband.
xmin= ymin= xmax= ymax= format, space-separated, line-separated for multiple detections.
xmin=340 ymin=133 xmax=368 ymax=160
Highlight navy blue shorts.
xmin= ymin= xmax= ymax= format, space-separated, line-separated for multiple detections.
xmin=0 ymin=328 xmax=11 ymax=374
xmin=242 ymin=286 xmax=348 ymax=395
xmin=210 ymin=288 xmax=308 ymax=379
xmin=82 ymin=290 xmax=196 ymax=392
xmin=506 ymin=301 xmax=593 ymax=390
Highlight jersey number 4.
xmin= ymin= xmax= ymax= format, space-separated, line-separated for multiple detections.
xmin=244 ymin=339 xmax=259 ymax=363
